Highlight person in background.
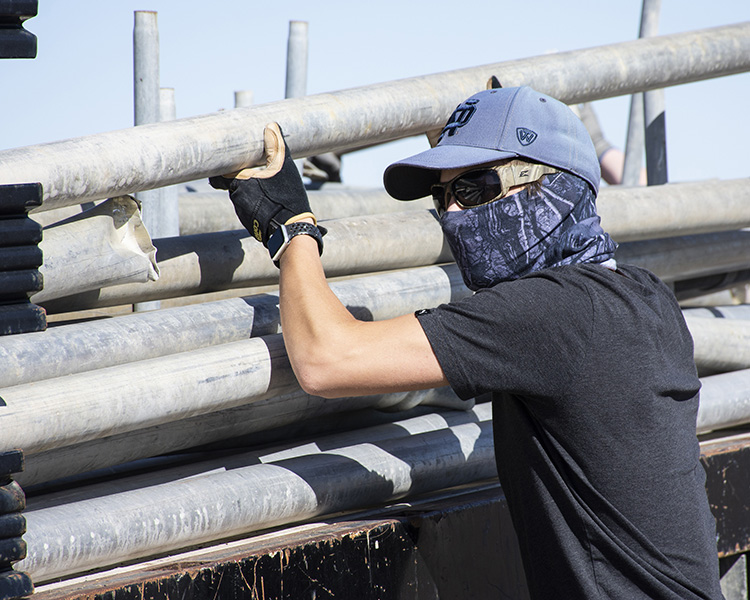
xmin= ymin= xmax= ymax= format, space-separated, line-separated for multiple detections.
xmin=576 ymin=102 xmax=648 ymax=186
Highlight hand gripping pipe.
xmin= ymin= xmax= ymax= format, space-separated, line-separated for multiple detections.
xmin=0 ymin=23 xmax=748 ymax=210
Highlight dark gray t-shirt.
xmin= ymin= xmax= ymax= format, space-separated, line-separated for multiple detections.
xmin=417 ymin=263 xmax=723 ymax=600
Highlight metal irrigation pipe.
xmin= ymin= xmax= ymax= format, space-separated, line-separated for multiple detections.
xmin=40 ymin=191 xmax=750 ymax=312
xmin=0 ymin=335 xmax=297 ymax=455
xmin=616 ymin=230 xmax=750 ymax=283
xmin=178 ymin=187 xmax=433 ymax=235
xmin=597 ymin=178 xmax=750 ymax=242
xmin=697 ymin=368 xmax=750 ymax=434
xmin=178 ymin=178 xmax=750 ymax=239
xmin=684 ymin=314 xmax=750 ymax=375
xmin=18 ymin=387 xmax=469 ymax=488
xmin=39 ymin=210 xmax=455 ymax=312
xmin=32 ymin=196 xmax=158 ymax=304
xmin=2 ymin=264 xmax=467 ymax=388
xmin=18 ymin=408 xmax=495 ymax=583
xmin=1 ymin=23 xmax=748 ymax=210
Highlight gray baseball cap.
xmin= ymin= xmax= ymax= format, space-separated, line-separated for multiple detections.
xmin=383 ymin=86 xmax=600 ymax=200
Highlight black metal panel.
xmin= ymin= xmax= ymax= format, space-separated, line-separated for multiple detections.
xmin=702 ymin=434 xmax=750 ymax=557
xmin=0 ymin=514 xmax=25 ymax=539
xmin=0 ymin=183 xmax=42 ymax=216
xmin=0 ymin=454 xmax=23 ymax=481
xmin=34 ymin=520 xmax=425 ymax=600
xmin=0 ymin=0 xmax=37 ymax=59
xmin=0 ymin=572 xmax=33 ymax=600
xmin=0 ymin=302 xmax=46 ymax=335
xmin=0 ymin=218 xmax=42 ymax=247
xmin=0 ymin=483 xmax=24 ymax=515
xmin=0 ymin=246 xmax=43 ymax=271
xmin=0 ymin=269 xmax=43 ymax=301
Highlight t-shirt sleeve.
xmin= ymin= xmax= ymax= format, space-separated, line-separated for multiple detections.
xmin=416 ymin=270 xmax=594 ymax=400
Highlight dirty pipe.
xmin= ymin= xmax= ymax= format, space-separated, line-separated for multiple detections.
xmin=1 ymin=23 xmax=748 ymax=211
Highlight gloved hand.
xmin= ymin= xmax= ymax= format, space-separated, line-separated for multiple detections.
xmin=209 ymin=122 xmax=317 ymax=246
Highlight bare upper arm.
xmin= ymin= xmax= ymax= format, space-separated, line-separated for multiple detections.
xmin=294 ymin=312 xmax=449 ymax=399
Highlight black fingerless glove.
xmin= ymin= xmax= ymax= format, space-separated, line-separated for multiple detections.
xmin=209 ymin=122 xmax=321 ymax=247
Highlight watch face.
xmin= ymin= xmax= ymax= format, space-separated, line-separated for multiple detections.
xmin=268 ymin=225 xmax=289 ymax=261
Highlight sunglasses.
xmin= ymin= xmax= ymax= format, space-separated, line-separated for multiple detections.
xmin=430 ymin=161 xmax=558 ymax=215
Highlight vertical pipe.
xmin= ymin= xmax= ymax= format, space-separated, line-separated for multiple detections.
xmin=158 ymin=87 xmax=180 ymax=238
xmin=133 ymin=11 xmax=161 ymax=312
xmin=234 ymin=90 xmax=254 ymax=109
xmin=285 ymin=21 xmax=308 ymax=174
xmin=133 ymin=11 xmax=159 ymax=128
xmin=285 ymin=21 xmax=308 ymax=100
xmin=623 ymin=0 xmax=663 ymax=187
xmin=622 ymin=93 xmax=644 ymax=186
xmin=644 ymin=89 xmax=668 ymax=185
xmin=639 ymin=0 xmax=668 ymax=186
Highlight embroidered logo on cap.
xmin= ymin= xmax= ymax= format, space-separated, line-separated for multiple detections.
xmin=516 ymin=127 xmax=537 ymax=146
xmin=438 ymin=99 xmax=479 ymax=143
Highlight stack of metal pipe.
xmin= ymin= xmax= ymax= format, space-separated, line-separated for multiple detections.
xmin=0 ymin=22 xmax=750 ymax=586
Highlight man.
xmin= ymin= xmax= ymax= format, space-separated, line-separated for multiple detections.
xmin=210 ymin=86 xmax=723 ymax=599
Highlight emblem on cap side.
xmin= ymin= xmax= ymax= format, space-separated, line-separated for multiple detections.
xmin=516 ymin=127 xmax=537 ymax=146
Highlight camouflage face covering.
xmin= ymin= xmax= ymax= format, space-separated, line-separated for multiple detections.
xmin=439 ymin=171 xmax=617 ymax=291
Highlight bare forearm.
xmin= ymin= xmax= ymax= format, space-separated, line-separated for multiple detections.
xmin=278 ymin=235 xmax=448 ymax=398
xmin=278 ymin=235 xmax=359 ymax=395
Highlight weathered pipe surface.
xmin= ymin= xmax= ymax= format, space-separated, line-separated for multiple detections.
xmin=674 ymin=269 xmax=750 ymax=302
xmin=0 ymin=264 xmax=466 ymax=388
xmin=180 ymin=178 xmax=750 ymax=239
xmin=40 ymin=210 xmax=454 ymax=312
xmin=31 ymin=196 xmax=158 ymax=304
xmin=18 ymin=410 xmax=495 ymax=583
xmin=1 ymin=23 xmax=748 ymax=210
xmin=0 ymin=335 xmax=297 ymax=455
xmin=697 ymin=368 xmax=750 ymax=434
xmin=685 ymin=314 xmax=750 ymax=374
xmin=684 ymin=305 xmax=750 ymax=320
xmin=26 ymin=402 xmax=489 ymax=510
xmin=41 ymin=210 xmax=750 ymax=312
xmin=616 ymin=230 xmax=750 ymax=283
xmin=597 ymin=178 xmax=750 ymax=242
xmin=178 ymin=186 xmax=434 ymax=235
xmin=18 ymin=387 xmax=468 ymax=488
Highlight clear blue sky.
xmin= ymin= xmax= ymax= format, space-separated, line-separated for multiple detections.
xmin=1 ymin=1 xmax=748 ymax=188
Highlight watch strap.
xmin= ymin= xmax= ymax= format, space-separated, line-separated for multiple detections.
xmin=269 ymin=221 xmax=325 ymax=267
xmin=286 ymin=222 xmax=324 ymax=253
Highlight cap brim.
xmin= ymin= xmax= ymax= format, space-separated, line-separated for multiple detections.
xmin=383 ymin=145 xmax=518 ymax=200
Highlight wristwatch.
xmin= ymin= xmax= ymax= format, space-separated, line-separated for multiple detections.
xmin=268 ymin=221 xmax=326 ymax=266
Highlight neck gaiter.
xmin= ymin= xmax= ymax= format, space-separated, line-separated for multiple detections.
xmin=439 ymin=171 xmax=617 ymax=291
